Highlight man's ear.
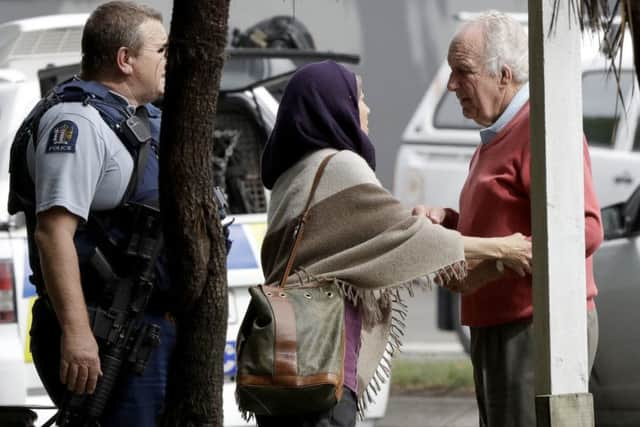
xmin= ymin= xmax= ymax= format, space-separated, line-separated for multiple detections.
xmin=500 ymin=65 xmax=513 ymax=86
xmin=115 ymin=46 xmax=134 ymax=75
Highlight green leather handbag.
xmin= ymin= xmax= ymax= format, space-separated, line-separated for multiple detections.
xmin=235 ymin=154 xmax=345 ymax=417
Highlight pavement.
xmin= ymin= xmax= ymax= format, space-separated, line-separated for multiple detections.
xmin=378 ymin=307 xmax=479 ymax=427
xmin=379 ymin=390 xmax=478 ymax=427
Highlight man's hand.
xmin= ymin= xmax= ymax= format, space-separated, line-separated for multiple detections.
xmin=411 ymin=205 xmax=447 ymax=224
xmin=35 ymin=207 xmax=102 ymax=394
xmin=60 ymin=328 xmax=102 ymax=394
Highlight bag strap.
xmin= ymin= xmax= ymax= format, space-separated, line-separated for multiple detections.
xmin=278 ymin=152 xmax=336 ymax=288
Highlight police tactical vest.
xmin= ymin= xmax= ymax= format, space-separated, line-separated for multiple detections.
xmin=8 ymin=78 xmax=168 ymax=297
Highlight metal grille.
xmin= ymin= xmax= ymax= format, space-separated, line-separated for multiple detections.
xmin=214 ymin=109 xmax=267 ymax=214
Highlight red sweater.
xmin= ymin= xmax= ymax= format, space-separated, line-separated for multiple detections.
xmin=453 ymin=102 xmax=603 ymax=327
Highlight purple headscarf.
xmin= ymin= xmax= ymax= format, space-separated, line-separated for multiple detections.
xmin=261 ymin=60 xmax=376 ymax=189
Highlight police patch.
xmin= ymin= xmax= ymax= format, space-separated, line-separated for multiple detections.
xmin=46 ymin=120 xmax=78 ymax=153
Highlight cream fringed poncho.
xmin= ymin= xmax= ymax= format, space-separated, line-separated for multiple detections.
xmin=261 ymin=148 xmax=466 ymax=412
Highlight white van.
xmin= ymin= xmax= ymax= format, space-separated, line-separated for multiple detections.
xmin=393 ymin=14 xmax=639 ymax=426
xmin=0 ymin=14 xmax=389 ymax=427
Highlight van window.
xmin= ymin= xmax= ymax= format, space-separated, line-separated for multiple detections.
xmin=433 ymin=91 xmax=479 ymax=130
xmin=582 ymin=71 xmax=633 ymax=148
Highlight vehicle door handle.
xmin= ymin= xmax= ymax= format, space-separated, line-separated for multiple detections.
xmin=614 ymin=173 xmax=633 ymax=185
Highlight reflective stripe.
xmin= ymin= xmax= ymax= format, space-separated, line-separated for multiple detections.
xmin=24 ymin=297 xmax=36 ymax=362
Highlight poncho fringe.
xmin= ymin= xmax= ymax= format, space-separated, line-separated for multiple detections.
xmin=294 ymin=260 xmax=467 ymax=418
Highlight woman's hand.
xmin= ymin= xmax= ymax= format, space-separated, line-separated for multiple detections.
xmin=411 ymin=205 xmax=446 ymax=224
xmin=496 ymin=233 xmax=532 ymax=277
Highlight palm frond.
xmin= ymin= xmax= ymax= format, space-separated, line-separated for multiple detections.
xmin=578 ymin=0 xmax=611 ymax=31
xmin=550 ymin=1 xmax=627 ymax=58
xmin=552 ymin=1 xmax=635 ymax=106
xmin=549 ymin=0 xmax=609 ymax=31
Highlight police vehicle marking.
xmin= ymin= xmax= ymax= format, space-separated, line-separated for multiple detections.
xmin=224 ymin=341 xmax=237 ymax=376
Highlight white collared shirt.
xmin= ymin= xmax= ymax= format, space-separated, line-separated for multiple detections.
xmin=479 ymin=82 xmax=530 ymax=145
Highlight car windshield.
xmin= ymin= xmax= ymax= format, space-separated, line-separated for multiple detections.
xmin=220 ymin=50 xmax=359 ymax=93
xmin=220 ymin=56 xmax=297 ymax=92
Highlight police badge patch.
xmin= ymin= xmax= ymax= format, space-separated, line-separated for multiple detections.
xmin=46 ymin=120 xmax=78 ymax=153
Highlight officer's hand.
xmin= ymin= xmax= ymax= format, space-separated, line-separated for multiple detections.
xmin=60 ymin=329 xmax=103 ymax=394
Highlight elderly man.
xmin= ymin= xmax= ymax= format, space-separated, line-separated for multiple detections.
xmin=414 ymin=11 xmax=603 ymax=426
xmin=8 ymin=2 xmax=172 ymax=425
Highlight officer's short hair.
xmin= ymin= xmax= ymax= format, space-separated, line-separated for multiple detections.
xmin=81 ymin=1 xmax=163 ymax=80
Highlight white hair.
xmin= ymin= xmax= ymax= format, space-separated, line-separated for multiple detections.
xmin=462 ymin=10 xmax=529 ymax=83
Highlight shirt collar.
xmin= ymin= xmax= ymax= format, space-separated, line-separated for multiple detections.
xmin=479 ymin=82 xmax=529 ymax=145
xmin=106 ymin=89 xmax=136 ymax=113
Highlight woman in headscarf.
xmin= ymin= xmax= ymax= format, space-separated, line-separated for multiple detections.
xmin=257 ymin=60 xmax=531 ymax=426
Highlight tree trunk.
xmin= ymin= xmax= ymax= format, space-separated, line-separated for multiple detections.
xmin=158 ymin=0 xmax=231 ymax=426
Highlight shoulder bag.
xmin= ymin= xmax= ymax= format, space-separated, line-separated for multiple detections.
xmin=235 ymin=153 xmax=345 ymax=417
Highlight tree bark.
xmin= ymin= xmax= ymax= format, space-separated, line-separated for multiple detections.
xmin=158 ymin=0 xmax=231 ymax=426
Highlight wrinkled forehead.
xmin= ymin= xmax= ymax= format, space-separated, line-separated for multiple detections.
xmin=447 ymin=25 xmax=484 ymax=66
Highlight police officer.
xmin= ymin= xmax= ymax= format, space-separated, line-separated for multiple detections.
xmin=9 ymin=2 xmax=173 ymax=425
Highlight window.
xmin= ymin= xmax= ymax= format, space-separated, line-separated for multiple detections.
xmin=433 ymin=91 xmax=479 ymax=130
xmin=582 ymin=71 xmax=633 ymax=148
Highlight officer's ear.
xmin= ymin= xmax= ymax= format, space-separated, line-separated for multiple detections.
xmin=116 ymin=46 xmax=134 ymax=76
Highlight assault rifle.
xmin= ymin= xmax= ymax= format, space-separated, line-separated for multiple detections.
xmin=55 ymin=203 xmax=163 ymax=426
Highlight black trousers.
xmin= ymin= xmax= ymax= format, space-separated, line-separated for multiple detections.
xmin=470 ymin=309 xmax=599 ymax=427
xmin=255 ymin=387 xmax=358 ymax=427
